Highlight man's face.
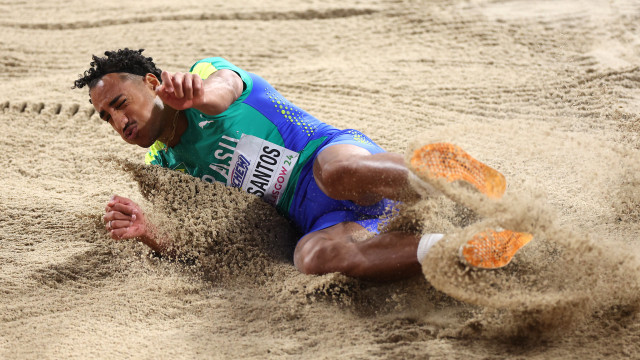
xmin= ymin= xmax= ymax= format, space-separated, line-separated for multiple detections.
xmin=90 ymin=73 xmax=164 ymax=148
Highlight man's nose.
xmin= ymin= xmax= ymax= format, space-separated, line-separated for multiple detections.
xmin=113 ymin=112 xmax=128 ymax=131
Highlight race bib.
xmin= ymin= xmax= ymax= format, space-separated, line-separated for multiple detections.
xmin=227 ymin=134 xmax=299 ymax=205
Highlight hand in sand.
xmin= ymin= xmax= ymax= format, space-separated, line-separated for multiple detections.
xmin=103 ymin=195 xmax=149 ymax=240
xmin=155 ymin=71 xmax=204 ymax=110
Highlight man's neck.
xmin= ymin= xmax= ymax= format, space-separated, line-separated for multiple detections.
xmin=159 ymin=108 xmax=188 ymax=148
xmin=168 ymin=111 xmax=188 ymax=147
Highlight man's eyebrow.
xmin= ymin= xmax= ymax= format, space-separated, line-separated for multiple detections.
xmin=98 ymin=94 xmax=123 ymax=120
xmin=109 ymin=94 xmax=123 ymax=107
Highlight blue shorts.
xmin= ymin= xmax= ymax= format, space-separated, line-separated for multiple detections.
xmin=287 ymin=129 xmax=399 ymax=237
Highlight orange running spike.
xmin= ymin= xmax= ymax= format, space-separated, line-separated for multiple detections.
xmin=459 ymin=230 xmax=533 ymax=269
xmin=410 ymin=143 xmax=506 ymax=199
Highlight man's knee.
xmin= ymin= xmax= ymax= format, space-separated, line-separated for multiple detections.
xmin=294 ymin=234 xmax=351 ymax=275
xmin=314 ymin=159 xmax=355 ymax=199
xmin=313 ymin=144 xmax=371 ymax=200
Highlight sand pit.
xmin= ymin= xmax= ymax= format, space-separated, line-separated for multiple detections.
xmin=1 ymin=0 xmax=640 ymax=358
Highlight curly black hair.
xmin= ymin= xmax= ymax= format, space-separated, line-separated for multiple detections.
xmin=73 ymin=48 xmax=163 ymax=89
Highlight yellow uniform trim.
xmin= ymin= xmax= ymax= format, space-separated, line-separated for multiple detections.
xmin=190 ymin=62 xmax=218 ymax=80
xmin=145 ymin=141 xmax=166 ymax=165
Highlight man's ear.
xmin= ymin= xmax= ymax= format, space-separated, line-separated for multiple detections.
xmin=143 ymin=73 xmax=160 ymax=90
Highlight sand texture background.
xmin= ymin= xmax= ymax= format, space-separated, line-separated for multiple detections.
xmin=2 ymin=0 xmax=640 ymax=358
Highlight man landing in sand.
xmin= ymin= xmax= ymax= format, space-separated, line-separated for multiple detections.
xmin=74 ymin=49 xmax=532 ymax=281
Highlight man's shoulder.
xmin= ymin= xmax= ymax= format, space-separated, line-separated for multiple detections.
xmin=189 ymin=57 xmax=253 ymax=103
xmin=189 ymin=57 xmax=238 ymax=75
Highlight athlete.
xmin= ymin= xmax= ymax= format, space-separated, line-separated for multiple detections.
xmin=74 ymin=49 xmax=532 ymax=281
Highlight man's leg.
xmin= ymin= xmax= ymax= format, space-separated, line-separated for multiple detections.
xmin=300 ymin=142 xmax=532 ymax=279
xmin=293 ymin=144 xmax=426 ymax=282
xmin=313 ymin=143 xmax=508 ymax=206
xmin=294 ymin=222 xmax=422 ymax=282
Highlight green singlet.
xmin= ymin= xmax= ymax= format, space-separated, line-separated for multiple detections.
xmin=145 ymin=57 xmax=341 ymax=215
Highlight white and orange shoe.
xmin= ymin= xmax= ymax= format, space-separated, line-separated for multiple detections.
xmin=411 ymin=143 xmax=532 ymax=269
xmin=459 ymin=229 xmax=533 ymax=269
xmin=410 ymin=142 xmax=506 ymax=199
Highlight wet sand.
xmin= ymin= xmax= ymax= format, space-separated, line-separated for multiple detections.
xmin=1 ymin=0 xmax=640 ymax=358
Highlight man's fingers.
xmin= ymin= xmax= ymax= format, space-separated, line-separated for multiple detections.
xmin=103 ymin=195 xmax=143 ymax=240
xmin=109 ymin=227 xmax=131 ymax=240
xmin=109 ymin=219 xmax=133 ymax=229
xmin=155 ymin=72 xmax=203 ymax=107
xmin=161 ymin=71 xmax=174 ymax=93
xmin=192 ymin=75 xmax=203 ymax=100
xmin=107 ymin=195 xmax=133 ymax=207
xmin=107 ymin=220 xmax=136 ymax=240
xmin=108 ymin=203 xmax=135 ymax=216
xmin=103 ymin=211 xmax=133 ymax=223
xmin=171 ymin=72 xmax=185 ymax=98
xmin=183 ymin=74 xmax=195 ymax=100
xmin=105 ymin=195 xmax=139 ymax=212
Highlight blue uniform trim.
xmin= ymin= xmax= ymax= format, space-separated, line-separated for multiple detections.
xmin=242 ymin=74 xmax=339 ymax=152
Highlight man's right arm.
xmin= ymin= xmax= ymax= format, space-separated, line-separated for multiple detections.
xmin=154 ymin=69 xmax=243 ymax=116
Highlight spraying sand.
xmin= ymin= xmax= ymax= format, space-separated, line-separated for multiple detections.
xmin=1 ymin=0 xmax=640 ymax=358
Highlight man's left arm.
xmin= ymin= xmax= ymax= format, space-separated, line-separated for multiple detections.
xmin=103 ymin=195 xmax=173 ymax=255
xmin=154 ymin=69 xmax=243 ymax=115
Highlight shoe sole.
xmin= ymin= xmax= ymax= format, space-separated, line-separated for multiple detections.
xmin=459 ymin=229 xmax=533 ymax=269
xmin=410 ymin=143 xmax=506 ymax=199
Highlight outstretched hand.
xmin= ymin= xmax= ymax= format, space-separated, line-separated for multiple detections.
xmin=103 ymin=195 xmax=149 ymax=240
xmin=155 ymin=71 xmax=205 ymax=110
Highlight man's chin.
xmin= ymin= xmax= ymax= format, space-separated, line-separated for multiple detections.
xmin=136 ymin=139 xmax=156 ymax=148
xmin=123 ymin=136 xmax=154 ymax=148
